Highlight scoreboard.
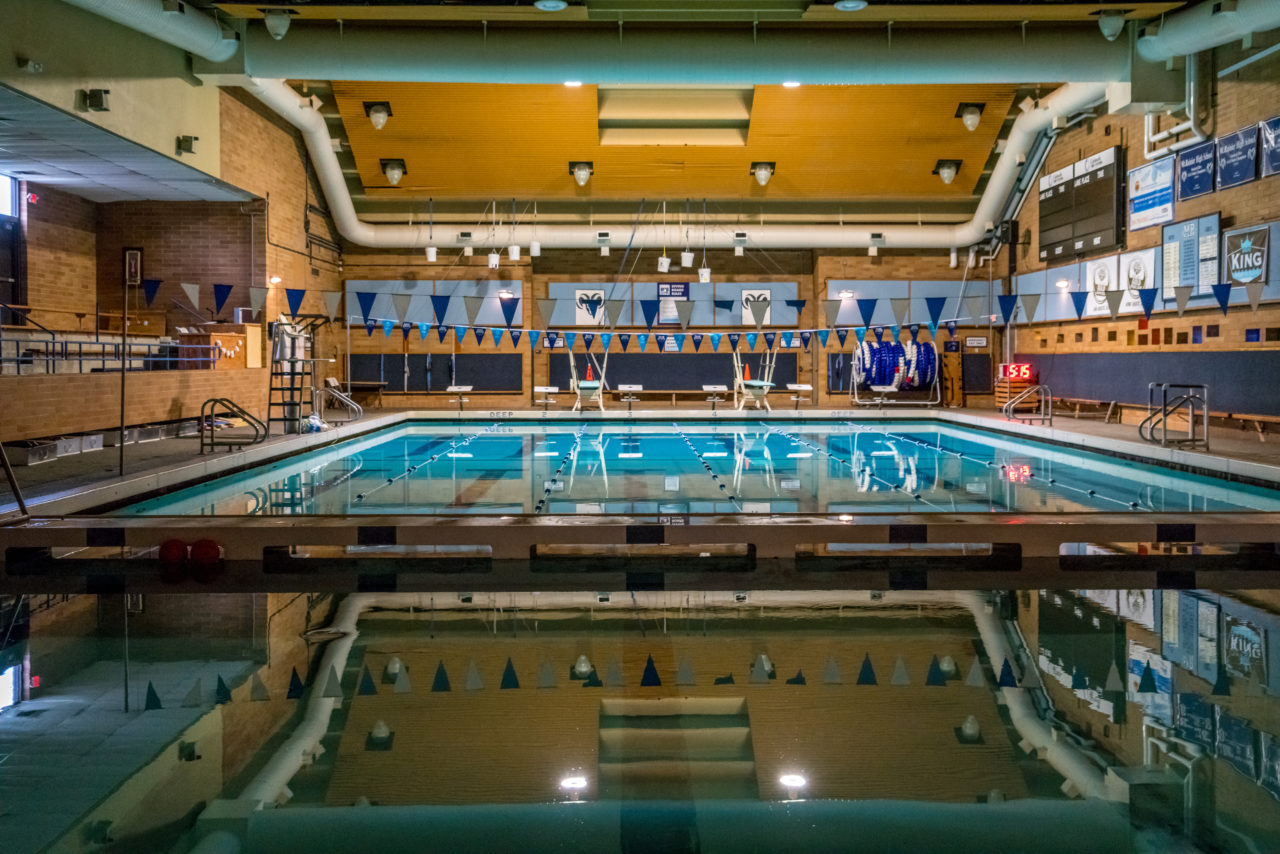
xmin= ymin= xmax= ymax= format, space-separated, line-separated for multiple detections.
xmin=1038 ymin=146 xmax=1124 ymax=263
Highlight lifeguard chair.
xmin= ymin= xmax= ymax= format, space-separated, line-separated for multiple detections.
xmin=732 ymin=349 xmax=778 ymax=411
xmin=569 ymin=352 xmax=607 ymax=412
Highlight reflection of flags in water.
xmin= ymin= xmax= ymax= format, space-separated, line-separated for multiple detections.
xmin=450 ymin=354 xmax=456 ymax=386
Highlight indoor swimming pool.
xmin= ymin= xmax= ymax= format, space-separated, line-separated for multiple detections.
xmin=116 ymin=419 xmax=1280 ymax=517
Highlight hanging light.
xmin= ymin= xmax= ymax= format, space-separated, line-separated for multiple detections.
xmin=381 ymin=159 xmax=406 ymax=186
xmin=751 ymin=162 xmax=775 ymax=187
xmin=365 ymin=102 xmax=391 ymax=130
xmin=425 ymin=197 xmax=436 ymax=261
xmin=680 ymin=250 xmax=694 ymax=267
xmin=570 ymin=161 xmax=593 ymax=187
xmin=426 ymin=247 xmax=437 ymax=262
xmin=530 ymin=200 xmax=541 ymax=257
xmin=262 ymin=8 xmax=293 ymax=40
xmin=488 ymin=251 xmax=501 ymax=269
xmin=957 ymin=103 xmax=984 ymax=132
xmin=508 ymin=245 xmax=521 ymax=261
xmin=698 ymin=266 xmax=711 ymax=283
xmin=933 ymin=159 xmax=961 ymax=185
xmin=658 ymin=256 xmax=671 ymax=273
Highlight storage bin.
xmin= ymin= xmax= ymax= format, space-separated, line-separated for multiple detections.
xmin=55 ymin=436 xmax=83 ymax=456
xmin=4 ymin=440 xmax=58 ymax=466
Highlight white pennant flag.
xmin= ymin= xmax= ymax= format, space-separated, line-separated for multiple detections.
xmin=248 ymin=286 xmax=269 ymax=319
xmin=392 ymin=293 xmax=413 ymax=323
xmin=889 ymin=297 xmax=910 ymax=328
xmin=965 ymin=296 xmax=988 ymax=325
xmin=675 ymin=300 xmax=695 ymax=330
xmin=322 ymin=291 xmax=342 ymax=321
xmin=748 ymin=298 xmax=771 ymax=330
xmin=1174 ymin=285 xmax=1193 ymax=317
xmin=463 ymin=295 xmax=485 ymax=326
xmin=180 ymin=282 xmax=201 ymax=312
xmin=1105 ymin=289 xmax=1125 ymax=319
xmin=1019 ymin=293 xmax=1041 ymax=324
xmin=823 ymin=299 xmax=842 ymax=328
xmin=1246 ymin=280 xmax=1265 ymax=313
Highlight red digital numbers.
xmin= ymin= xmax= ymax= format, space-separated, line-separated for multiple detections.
xmin=1001 ymin=363 xmax=1032 ymax=380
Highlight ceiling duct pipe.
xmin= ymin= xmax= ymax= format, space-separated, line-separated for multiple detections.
xmin=1136 ymin=0 xmax=1280 ymax=63
xmin=243 ymin=75 xmax=1108 ymax=250
xmin=59 ymin=0 xmax=241 ymax=63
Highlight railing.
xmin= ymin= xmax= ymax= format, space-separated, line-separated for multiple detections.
xmin=1002 ymin=384 xmax=1053 ymax=425
xmin=1 ymin=337 xmax=219 ymax=375
xmin=1139 ymin=383 xmax=1209 ymax=450
xmin=316 ymin=384 xmax=363 ymax=424
xmin=199 ymin=398 xmax=268 ymax=455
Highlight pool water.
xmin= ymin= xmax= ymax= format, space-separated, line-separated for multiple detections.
xmin=117 ymin=420 xmax=1280 ymax=516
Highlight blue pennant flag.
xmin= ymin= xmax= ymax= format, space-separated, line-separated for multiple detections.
xmin=713 ymin=298 xmax=734 ymax=313
xmin=582 ymin=332 xmax=595 ymax=351
xmin=872 ymin=326 xmax=884 ymax=342
xmin=499 ymin=295 xmax=520 ymax=327
xmin=473 ymin=326 xmax=486 ymax=345
xmin=493 ymin=327 xmax=504 ymax=346
xmin=800 ymin=330 xmax=812 ymax=350
xmin=383 ymin=319 xmax=395 ymax=337
xmin=1069 ymin=291 xmax=1089 ymax=321
xmin=764 ymin=332 xmax=777 ymax=350
xmin=142 ymin=278 xmax=163 ymax=306
xmin=546 ymin=330 xmax=559 ymax=348
xmin=526 ymin=329 xmax=539 ymax=349
xmin=365 ymin=320 xmax=376 ymax=336
xmin=418 ymin=322 xmax=430 ymax=340
xmin=619 ymin=333 xmax=631 ymax=352
xmin=997 ymin=294 xmax=1019 ymax=325
xmin=728 ymin=332 xmax=741 ymax=351
xmin=945 ymin=320 xmax=957 ymax=337
xmin=673 ymin=333 xmax=686 ymax=352
xmin=817 ymin=329 xmax=830 ymax=348
xmin=1137 ymin=287 xmax=1158 ymax=319
xmin=430 ymin=294 xmax=452 ymax=325
xmin=402 ymin=321 xmax=412 ymax=340
xmin=1212 ymin=283 xmax=1232 ymax=315
xmin=510 ymin=329 xmax=522 ymax=348
xmin=908 ymin=323 xmax=920 ymax=340
xmin=639 ymin=299 xmax=660 ymax=329
xmin=455 ymin=325 xmax=466 ymax=344
xmin=745 ymin=332 xmax=758 ymax=351
xmin=357 ymin=291 xmax=378 ymax=324
xmin=564 ymin=331 xmax=577 ymax=350
xmin=857 ymin=298 xmax=878 ymax=328
xmin=889 ymin=325 xmax=899 ymax=341
xmin=709 ymin=333 xmax=722 ymax=352
xmin=437 ymin=324 xmax=449 ymax=343
xmin=692 ymin=333 xmax=704 ymax=352
xmin=784 ymin=299 xmax=806 ymax=315
xmin=213 ymin=283 xmax=233 ymax=315
xmin=780 ymin=331 xmax=793 ymax=349
xmin=636 ymin=333 xmax=648 ymax=352
xmin=286 ymin=288 xmax=306 ymax=318
xmin=835 ymin=328 xmax=848 ymax=347
xmin=655 ymin=333 xmax=668 ymax=351
xmin=854 ymin=327 xmax=867 ymax=344
xmin=924 ymin=296 xmax=948 ymax=330
xmin=600 ymin=332 xmax=612 ymax=351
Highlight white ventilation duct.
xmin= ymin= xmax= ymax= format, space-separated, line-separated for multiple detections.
xmin=1136 ymin=0 xmax=1280 ymax=63
xmin=59 ymin=0 xmax=240 ymax=63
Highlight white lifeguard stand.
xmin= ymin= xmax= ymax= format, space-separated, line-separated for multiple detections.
xmin=569 ymin=351 xmax=608 ymax=412
xmin=732 ymin=349 xmax=778 ymax=411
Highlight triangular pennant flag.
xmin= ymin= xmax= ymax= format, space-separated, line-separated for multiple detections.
xmin=965 ymin=659 xmax=985 ymax=687
xmin=546 ymin=330 xmax=559 ymax=348
xmin=473 ymin=326 xmax=486 ymax=345
xmin=926 ymin=655 xmax=947 ymax=686
xmin=835 ymin=328 xmax=848 ymax=347
xmin=1067 ymin=290 xmax=1088 ymax=320
xmin=966 ymin=296 xmax=988 ymax=324
xmin=997 ymin=294 xmax=1019 ymax=325
xmin=564 ymin=331 xmax=577 ymax=350
xmin=856 ymin=654 xmax=877 ymax=685
xmin=526 ymin=329 xmax=539 ymax=349
xmin=499 ymin=295 xmax=520 ymax=327
xmin=432 ymin=661 xmax=451 ymax=692
xmin=748 ymin=298 xmax=771 ymax=330
xmin=142 ymin=278 xmax=163 ymax=307
xmin=536 ymin=298 xmax=556 ymax=327
xmin=872 ymin=326 xmax=884 ymax=342
xmin=600 ymin=332 xmax=612 ymax=351
xmin=402 ymin=321 xmax=412 ymax=340
xmin=1134 ymin=287 xmax=1158 ymax=319
xmin=800 ymin=331 xmax=812 ymax=350
xmin=606 ymin=660 xmax=625 ymax=688
xmin=728 ymin=332 xmax=741 ymax=351
xmin=908 ymin=323 xmax=920 ymax=341
xmin=655 ymin=333 xmax=668 ymax=351
xmin=455 ymin=325 xmax=467 ymax=344
xmin=636 ymin=333 xmax=648 ymax=352
xmin=856 ymin=298 xmax=877 ymax=328
xmin=605 ymin=298 xmax=626 ymax=327
xmin=183 ymin=678 xmax=203 ymax=707
xmin=215 ymin=675 xmax=232 ymax=705
xmin=437 ymin=324 xmax=449 ymax=343
xmin=287 ymin=668 xmax=304 ymax=699
xmin=365 ymin=320 xmax=376 ymax=337
xmin=1072 ymin=667 xmax=1088 ymax=690
xmin=854 ymin=327 xmax=866 ymax=344
xmin=322 ymin=664 xmax=344 ymax=699
xmin=493 ymin=327 xmax=504 ymax=346
xmin=1246 ymin=280 xmax=1264 ymax=312
xmin=945 ymin=320 xmax=957 ymax=337
xmin=1105 ymin=288 xmax=1125 ymax=319
xmin=393 ymin=668 xmax=411 ymax=694
xmin=785 ymin=298 xmax=806 ymax=315
xmin=888 ymin=325 xmax=899 ymax=342
xmin=323 ymin=290 xmax=343 ymax=321
xmin=714 ymin=298 xmax=734 ymax=313
xmin=675 ymin=300 xmax=695 ymax=330
xmin=997 ymin=659 xmax=1018 ymax=688
xmin=785 ymin=669 xmax=806 ymax=686
xmin=763 ymin=331 xmax=777 ymax=350
xmin=891 ymin=656 xmax=910 ymax=686
xmin=641 ymin=655 xmax=662 ymax=687
xmin=749 ymin=657 xmax=771 ymax=684
xmin=463 ymin=295 xmax=484 ymax=326
xmin=676 ymin=658 xmax=696 ymax=686
xmin=501 ymin=658 xmax=520 ymax=690
xmin=890 ymin=297 xmax=911 ymax=328
xmin=431 ymin=294 xmax=453 ymax=325
xmin=358 ymin=667 xmax=377 ymax=696
xmin=392 ymin=293 xmax=413 ymax=323
xmin=383 ymin=320 xmax=395 ymax=337
xmin=582 ymin=668 xmax=603 ymax=688
xmin=510 ymin=329 xmax=522 ymax=348
xmin=823 ymin=299 xmax=843 ymax=329
xmin=924 ymin=296 xmax=948 ymax=331
xmin=709 ymin=333 xmax=721 ymax=352
xmin=285 ymin=288 xmax=306 ymax=318
xmin=1105 ymin=661 xmax=1124 ymax=693
xmin=1174 ymin=285 xmax=1193 ymax=316
xmin=672 ymin=333 xmax=685 ymax=352
xmin=180 ymin=282 xmax=201 ymax=311
xmin=250 ymin=672 xmax=271 ymax=702
xmin=416 ymin=322 xmax=428 ymax=340
xmin=1137 ymin=661 xmax=1157 ymax=694
xmin=144 ymin=681 xmax=163 ymax=710
xmin=619 ymin=333 xmax=631 ymax=352
xmin=357 ymin=291 xmax=378 ymax=324
xmin=781 ymin=331 xmax=793 ymax=349
xmin=538 ymin=661 xmax=558 ymax=689
xmin=817 ymin=329 xmax=829 ymax=348
xmin=745 ymin=332 xmax=758 ymax=351
xmin=639 ymin=299 xmax=660 ymax=330
xmin=582 ymin=332 xmax=595 ymax=351
xmin=1212 ymin=283 xmax=1232 ymax=315
xmin=1020 ymin=292 xmax=1041 ymax=324
xmin=823 ymin=657 xmax=842 ymax=685
xmin=692 ymin=333 xmax=704 ymax=352
xmin=213 ymin=283 xmax=233 ymax=316
xmin=465 ymin=660 xmax=484 ymax=691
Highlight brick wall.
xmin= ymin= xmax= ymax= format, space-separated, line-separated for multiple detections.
xmin=0 ymin=367 xmax=269 ymax=442
xmin=22 ymin=184 xmax=98 ymax=331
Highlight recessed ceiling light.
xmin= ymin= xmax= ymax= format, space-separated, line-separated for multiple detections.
xmin=564 ymin=81 xmax=583 ymax=88
xmin=536 ymin=0 xmax=569 ymax=10
xmin=782 ymin=81 xmax=801 ymax=88
xmin=833 ymin=1 xmax=869 ymax=10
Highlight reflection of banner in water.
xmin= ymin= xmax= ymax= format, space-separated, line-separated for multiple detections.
xmin=1119 ymin=588 xmax=1157 ymax=632
xmin=1127 ymin=640 xmax=1172 ymax=724
xmin=1174 ymin=692 xmax=1215 ymax=751
xmin=1216 ymin=706 xmax=1259 ymax=780
xmin=1224 ymin=611 xmax=1268 ymax=685
xmin=1260 ymin=732 xmax=1280 ymax=800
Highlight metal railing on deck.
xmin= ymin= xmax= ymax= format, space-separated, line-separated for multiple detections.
xmin=1002 ymin=384 xmax=1053 ymax=425
xmin=1140 ymin=383 xmax=1209 ymax=450
xmin=1 ymin=337 xmax=220 ymax=375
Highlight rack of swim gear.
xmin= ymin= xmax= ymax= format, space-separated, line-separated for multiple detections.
xmin=851 ymin=335 xmax=940 ymax=407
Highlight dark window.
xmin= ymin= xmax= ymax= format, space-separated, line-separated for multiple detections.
xmin=1207 ymin=325 xmax=1220 ymax=338
xmin=0 ymin=174 xmax=24 ymax=324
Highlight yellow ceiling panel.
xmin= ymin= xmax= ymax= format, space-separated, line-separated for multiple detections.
xmin=333 ymin=82 xmax=1021 ymax=203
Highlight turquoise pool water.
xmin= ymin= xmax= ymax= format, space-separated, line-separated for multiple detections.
xmin=116 ymin=420 xmax=1280 ymax=516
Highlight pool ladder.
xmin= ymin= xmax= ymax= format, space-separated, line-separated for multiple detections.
xmin=1002 ymin=384 xmax=1053 ymax=425
xmin=1139 ymin=383 xmax=1209 ymax=451
xmin=200 ymin=397 xmax=268 ymax=454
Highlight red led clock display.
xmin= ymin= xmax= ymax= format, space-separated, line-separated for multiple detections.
xmin=1000 ymin=363 xmax=1033 ymax=381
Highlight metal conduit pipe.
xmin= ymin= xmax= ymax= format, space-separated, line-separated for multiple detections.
xmin=1144 ymin=52 xmax=1215 ymax=161
xmin=244 ymin=76 xmax=1109 ymax=250
xmin=1136 ymin=0 xmax=1280 ymax=63
xmin=58 ymin=0 xmax=240 ymax=63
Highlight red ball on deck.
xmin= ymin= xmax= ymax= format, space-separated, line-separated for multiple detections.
xmin=189 ymin=539 xmax=224 ymax=582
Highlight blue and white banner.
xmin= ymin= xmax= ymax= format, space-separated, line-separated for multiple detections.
xmin=1128 ymin=156 xmax=1175 ymax=231
xmin=1262 ymin=116 xmax=1280 ymax=178
xmin=1177 ymin=140 xmax=1216 ymax=201
xmin=1224 ymin=225 xmax=1269 ymax=287
xmin=1217 ymin=127 xmax=1258 ymax=190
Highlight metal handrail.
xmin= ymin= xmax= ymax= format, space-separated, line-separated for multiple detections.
xmin=316 ymin=385 xmax=363 ymax=424
xmin=1002 ymin=384 xmax=1053 ymax=425
xmin=1 ymin=302 xmax=56 ymax=375
xmin=1 ymin=337 xmax=219 ymax=375
xmin=1140 ymin=383 xmax=1209 ymax=450
xmin=199 ymin=397 xmax=268 ymax=454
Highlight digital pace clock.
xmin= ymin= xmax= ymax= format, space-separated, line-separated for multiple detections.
xmin=999 ymin=363 xmax=1034 ymax=381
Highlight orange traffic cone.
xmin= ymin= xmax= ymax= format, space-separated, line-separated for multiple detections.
xmin=744 ymin=363 xmax=752 ymax=382
xmin=586 ymin=364 xmax=594 ymax=381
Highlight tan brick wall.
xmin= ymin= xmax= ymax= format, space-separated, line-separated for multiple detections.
xmin=22 ymin=184 xmax=98 ymax=331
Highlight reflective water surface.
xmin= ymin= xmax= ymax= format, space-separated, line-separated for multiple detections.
xmin=3 ymin=589 xmax=1279 ymax=853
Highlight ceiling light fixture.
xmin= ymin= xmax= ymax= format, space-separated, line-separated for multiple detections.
xmin=364 ymin=102 xmax=391 ymax=130
xmin=564 ymin=80 xmax=583 ymax=88
xmin=536 ymin=0 xmax=569 ymax=11
xmin=269 ymin=275 xmax=282 ymax=285
xmin=957 ymin=102 xmax=984 ymax=132
xmin=933 ymin=159 xmax=961 ymax=185
xmin=1097 ymin=10 xmax=1127 ymax=42
xmin=425 ymin=197 xmax=437 ymax=262
xmin=779 ymin=773 xmax=808 ymax=799
xmin=1055 ymin=278 xmax=1071 ymax=289
xmin=839 ymin=290 xmax=854 ymax=299
xmin=782 ymin=81 xmax=801 ymax=89
xmin=833 ymin=0 xmax=869 ymax=10
xmin=570 ymin=161 xmax=593 ymax=187
xmin=381 ymin=159 xmax=406 ymax=186
xmin=751 ymin=162 xmax=775 ymax=187
xmin=262 ymin=9 xmax=294 ymax=40
xmin=488 ymin=250 xmax=501 ymax=269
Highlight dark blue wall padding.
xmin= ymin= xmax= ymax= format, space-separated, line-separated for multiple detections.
xmin=550 ymin=353 xmax=797 ymax=391
xmin=1017 ymin=351 xmax=1280 ymax=416
xmin=350 ymin=354 xmax=521 ymax=392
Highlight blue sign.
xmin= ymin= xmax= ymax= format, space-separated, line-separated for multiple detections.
xmin=1128 ymin=156 xmax=1175 ymax=231
xmin=1177 ymin=140 xmax=1216 ymax=201
xmin=1217 ymin=127 xmax=1258 ymax=190
xmin=1174 ymin=692 xmax=1215 ymax=751
xmin=1216 ymin=706 xmax=1258 ymax=780
xmin=1262 ymin=116 xmax=1280 ymax=178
